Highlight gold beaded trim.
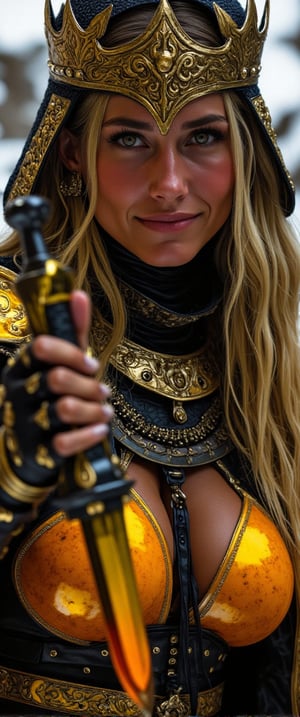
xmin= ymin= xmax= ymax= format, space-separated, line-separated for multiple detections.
xmin=112 ymin=390 xmax=221 ymax=447
xmin=111 ymin=389 xmax=232 ymax=465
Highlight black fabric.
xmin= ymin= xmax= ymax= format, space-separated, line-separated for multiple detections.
xmin=0 ymin=623 xmax=228 ymax=696
xmin=94 ymin=228 xmax=223 ymax=354
xmin=67 ymin=0 xmax=247 ymax=30
xmin=100 ymin=229 xmax=223 ymax=316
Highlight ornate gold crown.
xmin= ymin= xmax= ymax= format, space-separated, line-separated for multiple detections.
xmin=45 ymin=0 xmax=269 ymax=133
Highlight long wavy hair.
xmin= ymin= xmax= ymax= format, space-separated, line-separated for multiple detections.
xmin=2 ymin=1 xmax=300 ymax=586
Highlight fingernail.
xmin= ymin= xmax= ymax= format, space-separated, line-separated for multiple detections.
xmin=99 ymin=382 xmax=111 ymax=398
xmin=84 ymin=354 xmax=99 ymax=371
xmin=92 ymin=423 xmax=110 ymax=437
xmin=102 ymin=405 xmax=114 ymax=419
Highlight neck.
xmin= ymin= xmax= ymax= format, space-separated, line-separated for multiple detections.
xmin=94 ymin=227 xmax=224 ymax=354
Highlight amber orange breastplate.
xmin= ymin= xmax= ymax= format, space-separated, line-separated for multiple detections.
xmin=193 ymin=492 xmax=294 ymax=646
xmin=14 ymin=489 xmax=293 ymax=648
xmin=14 ymin=489 xmax=172 ymax=644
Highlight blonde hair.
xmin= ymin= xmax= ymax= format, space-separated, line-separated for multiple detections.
xmin=2 ymin=93 xmax=126 ymax=368
xmin=220 ymin=92 xmax=300 ymax=589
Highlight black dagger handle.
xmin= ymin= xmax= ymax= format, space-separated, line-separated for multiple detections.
xmin=4 ymin=194 xmax=126 ymax=497
xmin=5 ymin=195 xmax=78 ymax=345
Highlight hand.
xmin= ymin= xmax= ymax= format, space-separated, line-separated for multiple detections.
xmin=0 ymin=290 xmax=113 ymax=488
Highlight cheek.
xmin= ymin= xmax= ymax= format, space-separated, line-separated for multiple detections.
xmin=199 ymin=153 xmax=235 ymax=202
xmin=96 ymin=161 xmax=138 ymax=211
xmin=216 ymin=155 xmax=235 ymax=198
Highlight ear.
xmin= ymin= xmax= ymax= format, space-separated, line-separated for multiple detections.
xmin=58 ymin=128 xmax=82 ymax=171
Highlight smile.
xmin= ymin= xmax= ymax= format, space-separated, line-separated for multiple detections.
xmin=137 ymin=213 xmax=201 ymax=232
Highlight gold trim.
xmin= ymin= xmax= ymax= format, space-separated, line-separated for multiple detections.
xmin=196 ymin=492 xmax=252 ymax=618
xmin=110 ymin=336 xmax=219 ymax=400
xmin=8 ymin=94 xmax=71 ymax=201
xmin=0 ymin=266 xmax=30 ymax=343
xmin=2 ymin=400 xmax=15 ymax=429
xmin=45 ymin=0 xmax=268 ymax=134
xmin=0 ymin=506 xmax=14 ymax=524
xmin=92 ymin=319 xmax=219 ymax=400
xmin=33 ymin=400 xmax=51 ymax=430
xmin=0 ymin=428 xmax=54 ymax=504
xmin=252 ymin=95 xmax=295 ymax=191
xmin=119 ymin=281 xmax=220 ymax=326
xmin=0 ymin=664 xmax=223 ymax=716
xmin=130 ymin=487 xmax=173 ymax=624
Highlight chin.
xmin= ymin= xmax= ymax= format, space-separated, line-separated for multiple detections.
xmin=139 ymin=247 xmax=204 ymax=267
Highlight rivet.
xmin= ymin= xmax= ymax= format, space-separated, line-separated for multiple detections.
xmin=49 ymin=650 xmax=58 ymax=658
xmin=170 ymin=635 xmax=178 ymax=644
xmin=187 ymin=647 xmax=192 ymax=654
xmin=170 ymin=648 xmax=178 ymax=655
xmin=168 ymin=658 xmax=177 ymax=665
xmin=167 ymin=669 xmax=176 ymax=677
xmin=153 ymin=646 xmax=161 ymax=655
xmin=209 ymin=666 xmax=215 ymax=673
xmin=141 ymin=370 xmax=153 ymax=382
xmin=83 ymin=666 xmax=91 ymax=674
xmin=101 ymin=649 xmax=109 ymax=657
xmin=204 ymin=649 xmax=210 ymax=657
xmin=86 ymin=501 xmax=105 ymax=516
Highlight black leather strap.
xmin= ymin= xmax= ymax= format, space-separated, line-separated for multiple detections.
xmin=162 ymin=467 xmax=210 ymax=713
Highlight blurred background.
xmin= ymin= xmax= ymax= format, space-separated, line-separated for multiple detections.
xmin=0 ymin=0 xmax=299 ymax=237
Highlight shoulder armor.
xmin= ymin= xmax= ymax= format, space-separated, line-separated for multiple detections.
xmin=0 ymin=265 xmax=30 ymax=344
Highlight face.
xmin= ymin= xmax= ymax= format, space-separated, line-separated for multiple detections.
xmin=93 ymin=94 xmax=234 ymax=266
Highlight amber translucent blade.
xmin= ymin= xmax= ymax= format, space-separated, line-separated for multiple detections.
xmin=82 ymin=507 xmax=153 ymax=715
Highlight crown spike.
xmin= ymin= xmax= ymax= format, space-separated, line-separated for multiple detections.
xmin=45 ymin=0 xmax=269 ymax=133
xmin=259 ymin=0 xmax=270 ymax=34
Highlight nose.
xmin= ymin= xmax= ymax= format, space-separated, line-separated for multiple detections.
xmin=148 ymin=146 xmax=188 ymax=202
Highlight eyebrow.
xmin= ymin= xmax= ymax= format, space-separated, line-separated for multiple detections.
xmin=102 ymin=114 xmax=228 ymax=131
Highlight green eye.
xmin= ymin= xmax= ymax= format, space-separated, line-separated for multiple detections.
xmin=121 ymin=134 xmax=138 ymax=146
xmin=194 ymin=131 xmax=210 ymax=144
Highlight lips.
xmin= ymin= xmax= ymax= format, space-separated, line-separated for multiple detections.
xmin=139 ymin=213 xmax=198 ymax=222
xmin=137 ymin=213 xmax=201 ymax=232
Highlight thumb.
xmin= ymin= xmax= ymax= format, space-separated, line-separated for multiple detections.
xmin=69 ymin=290 xmax=91 ymax=352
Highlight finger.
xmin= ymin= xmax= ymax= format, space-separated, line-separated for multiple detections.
xmin=47 ymin=367 xmax=106 ymax=400
xmin=55 ymin=395 xmax=113 ymax=425
xmin=69 ymin=290 xmax=91 ymax=352
xmin=32 ymin=335 xmax=99 ymax=376
xmin=53 ymin=422 xmax=110 ymax=457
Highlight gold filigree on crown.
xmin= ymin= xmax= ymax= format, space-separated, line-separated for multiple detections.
xmin=45 ymin=0 xmax=269 ymax=133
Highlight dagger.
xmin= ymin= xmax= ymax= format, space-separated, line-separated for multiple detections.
xmin=4 ymin=194 xmax=154 ymax=716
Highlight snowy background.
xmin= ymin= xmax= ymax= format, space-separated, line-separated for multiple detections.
xmin=0 ymin=0 xmax=299 ymax=238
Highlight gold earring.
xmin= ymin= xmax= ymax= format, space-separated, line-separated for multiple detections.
xmin=60 ymin=171 xmax=83 ymax=197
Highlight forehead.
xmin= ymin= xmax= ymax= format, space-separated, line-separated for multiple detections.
xmin=102 ymin=94 xmax=228 ymax=131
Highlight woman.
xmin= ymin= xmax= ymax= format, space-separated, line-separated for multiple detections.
xmin=0 ymin=0 xmax=299 ymax=715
